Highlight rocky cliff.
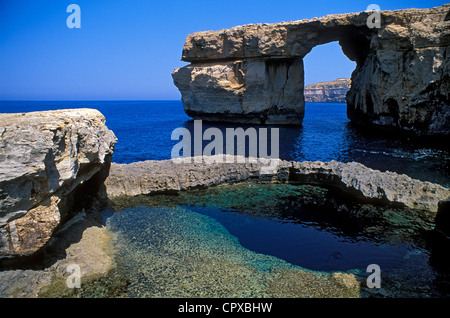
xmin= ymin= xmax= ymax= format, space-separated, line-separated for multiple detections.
xmin=0 ymin=109 xmax=117 ymax=261
xmin=304 ymin=78 xmax=351 ymax=103
xmin=172 ymin=4 xmax=450 ymax=136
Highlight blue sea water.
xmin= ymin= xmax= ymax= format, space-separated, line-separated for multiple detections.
xmin=0 ymin=100 xmax=448 ymax=187
xmin=2 ymin=100 xmax=450 ymax=297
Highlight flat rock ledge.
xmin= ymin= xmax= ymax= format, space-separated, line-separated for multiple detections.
xmin=106 ymin=155 xmax=449 ymax=213
xmin=0 ymin=212 xmax=116 ymax=298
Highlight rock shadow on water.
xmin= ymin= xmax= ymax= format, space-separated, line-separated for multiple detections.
xmin=0 ymin=210 xmax=124 ymax=298
xmin=106 ymin=182 xmax=450 ymax=298
xmin=105 ymin=203 xmax=360 ymax=298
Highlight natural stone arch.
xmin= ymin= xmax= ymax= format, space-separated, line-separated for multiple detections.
xmin=173 ymin=5 xmax=450 ymax=137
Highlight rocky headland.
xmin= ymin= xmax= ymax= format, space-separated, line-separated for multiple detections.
xmin=172 ymin=4 xmax=450 ymax=137
xmin=304 ymin=78 xmax=351 ymax=103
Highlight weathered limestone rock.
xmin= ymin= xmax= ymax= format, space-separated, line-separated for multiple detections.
xmin=289 ymin=160 xmax=450 ymax=212
xmin=0 ymin=212 xmax=116 ymax=298
xmin=173 ymin=58 xmax=304 ymax=124
xmin=172 ymin=4 xmax=450 ymax=136
xmin=304 ymin=78 xmax=351 ymax=103
xmin=105 ymin=155 xmax=450 ymax=213
xmin=0 ymin=109 xmax=117 ymax=260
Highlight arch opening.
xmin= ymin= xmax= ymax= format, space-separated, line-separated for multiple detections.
xmin=303 ymin=41 xmax=356 ymax=110
xmin=303 ymin=41 xmax=356 ymax=90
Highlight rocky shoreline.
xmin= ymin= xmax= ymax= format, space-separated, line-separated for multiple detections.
xmin=1 ymin=109 xmax=449 ymax=297
xmin=105 ymin=155 xmax=449 ymax=213
xmin=0 ymin=211 xmax=117 ymax=298
xmin=1 ymin=2 xmax=450 ymax=299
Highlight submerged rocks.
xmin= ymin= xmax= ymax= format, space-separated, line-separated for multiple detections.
xmin=0 ymin=109 xmax=117 ymax=261
xmin=106 ymin=205 xmax=360 ymax=298
xmin=172 ymin=4 xmax=450 ymax=136
xmin=105 ymin=155 xmax=449 ymax=213
xmin=0 ymin=212 xmax=117 ymax=298
xmin=0 ymin=106 xmax=447 ymax=298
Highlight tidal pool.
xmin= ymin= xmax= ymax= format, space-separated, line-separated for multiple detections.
xmin=103 ymin=183 xmax=450 ymax=298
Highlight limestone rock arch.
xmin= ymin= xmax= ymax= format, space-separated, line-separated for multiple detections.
xmin=172 ymin=5 xmax=450 ymax=137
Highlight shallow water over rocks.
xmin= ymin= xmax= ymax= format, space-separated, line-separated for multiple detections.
xmin=103 ymin=183 xmax=450 ymax=298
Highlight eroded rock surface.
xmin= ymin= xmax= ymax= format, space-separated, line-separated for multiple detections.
xmin=172 ymin=5 xmax=450 ymax=136
xmin=0 ymin=212 xmax=116 ymax=298
xmin=173 ymin=58 xmax=305 ymax=124
xmin=105 ymin=155 xmax=449 ymax=213
xmin=0 ymin=109 xmax=117 ymax=260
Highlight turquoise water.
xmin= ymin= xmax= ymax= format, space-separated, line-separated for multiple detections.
xmin=105 ymin=205 xmax=359 ymax=298
xmin=105 ymin=183 xmax=450 ymax=298
xmin=1 ymin=100 xmax=448 ymax=297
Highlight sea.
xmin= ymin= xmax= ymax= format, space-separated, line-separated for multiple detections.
xmin=1 ymin=100 xmax=448 ymax=186
xmin=1 ymin=100 xmax=449 ymax=298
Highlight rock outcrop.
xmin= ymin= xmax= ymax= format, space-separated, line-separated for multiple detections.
xmin=0 ymin=211 xmax=117 ymax=298
xmin=172 ymin=4 xmax=450 ymax=136
xmin=105 ymin=155 xmax=450 ymax=213
xmin=0 ymin=109 xmax=117 ymax=261
xmin=304 ymin=78 xmax=351 ymax=103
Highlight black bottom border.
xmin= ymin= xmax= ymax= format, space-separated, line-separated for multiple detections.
xmin=2 ymin=298 xmax=449 ymax=315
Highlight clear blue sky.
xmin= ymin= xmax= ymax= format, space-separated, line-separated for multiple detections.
xmin=0 ymin=0 xmax=446 ymax=100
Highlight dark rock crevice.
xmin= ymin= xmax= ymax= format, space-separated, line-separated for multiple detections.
xmin=0 ymin=109 xmax=117 ymax=263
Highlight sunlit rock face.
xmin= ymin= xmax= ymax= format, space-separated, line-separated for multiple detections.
xmin=105 ymin=156 xmax=450 ymax=213
xmin=173 ymin=4 xmax=450 ymax=136
xmin=173 ymin=58 xmax=305 ymax=124
xmin=304 ymin=78 xmax=351 ymax=103
xmin=0 ymin=109 xmax=117 ymax=260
